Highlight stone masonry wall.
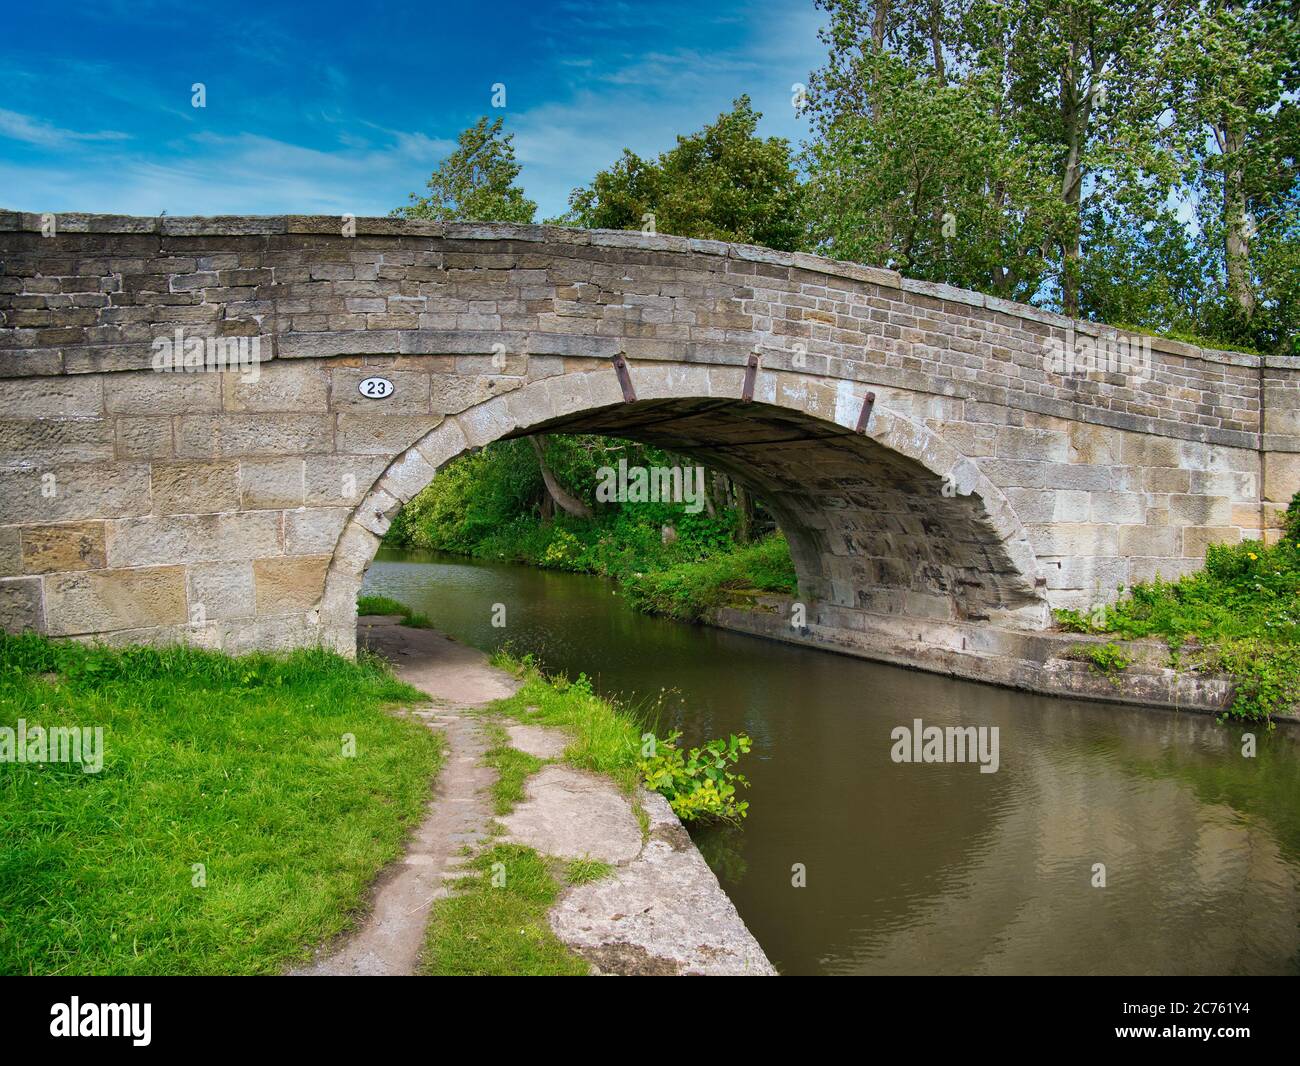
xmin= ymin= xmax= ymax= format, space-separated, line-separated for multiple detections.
xmin=0 ymin=212 xmax=1296 ymax=653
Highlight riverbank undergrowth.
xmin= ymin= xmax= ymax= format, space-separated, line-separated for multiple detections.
xmin=1055 ymin=530 xmax=1300 ymax=722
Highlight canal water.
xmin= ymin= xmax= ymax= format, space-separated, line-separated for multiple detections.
xmin=364 ymin=548 xmax=1300 ymax=975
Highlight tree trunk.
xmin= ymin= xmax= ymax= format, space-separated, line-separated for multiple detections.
xmin=1222 ymin=124 xmax=1256 ymax=320
xmin=735 ymin=483 xmax=754 ymax=544
xmin=928 ymin=0 xmax=945 ymax=86
xmin=528 ymin=435 xmax=592 ymax=518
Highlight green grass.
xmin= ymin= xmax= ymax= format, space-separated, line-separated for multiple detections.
xmin=356 ymin=594 xmax=432 ymax=628
xmin=565 ymin=857 xmax=614 ymax=885
xmin=480 ymin=720 xmax=544 ymax=815
xmin=420 ymin=843 xmax=589 ymax=976
xmin=623 ymin=533 xmax=798 ymax=621
xmin=1054 ymin=536 xmax=1300 ymax=722
xmin=0 ymin=632 xmax=442 ymax=975
xmin=487 ymin=654 xmax=644 ymax=795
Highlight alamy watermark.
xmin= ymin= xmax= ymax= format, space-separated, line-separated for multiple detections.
xmin=595 ymin=460 xmax=706 ymax=514
xmin=1044 ymin=326 xmax=1152 ymax=384
xmin=151 ymin=327 xmax=261 ymax=382
xmin=890 ymin=718 xmax=999 ymax=774
xmin=1 ymin=719 xmax=103 ymax=773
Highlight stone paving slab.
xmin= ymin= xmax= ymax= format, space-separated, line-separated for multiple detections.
xmin=498 ymin=765 xmax=643 ymax=864
xmin=549 ymin=791 xmax=777 ymax=976
xmin=506 ymin=722 xmax=569 ymax=759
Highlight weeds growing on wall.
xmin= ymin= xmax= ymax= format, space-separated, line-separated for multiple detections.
xmin=1054 ymin=500 xmax=1300 ymax=722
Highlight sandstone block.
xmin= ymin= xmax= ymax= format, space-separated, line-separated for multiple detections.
xmin=21 ymin=521 xmax=107 ymax=573
xmin=239 ymin=458 xmax=305 ymax=509
xmin=336 ymin=413 xmax=442 ymax=455
xmin=0 ymin=377 xmax=101 ymax=418
xmin=106 ymin=511 xmax=282 ymax=567
xmin=223 ymin=362 xmax=328 ymax=412
xmin=253 ymin=555 xmax=330 ymax=613
xmin=0 ymin=463 xmax=151 ymax=524
xmin=152 ymin=461 xmax=239 ymax=514
xmin=105 ymin=372 xmax=221 ymax=414
xmin=329 ymin=367 xmax=432 ymax=415
xmin=44 ymin=566 xmax=187 ymax=635
xmin=285 ymin=507 xmax=349 ymax=555
xmin=0 ymin=576 xmax=43 ymax=632
xmin=176 ymin=414 xmax=332 ymax=458
xmin=304 ymin=455 xmax=388 ymax=505
xmin=0 ymin=417 xmax=115 ymax=465
xmin=115 ymin=416 xmax=173 ymax=459
xmin=187 ymin=561 xmax=255 ymax=621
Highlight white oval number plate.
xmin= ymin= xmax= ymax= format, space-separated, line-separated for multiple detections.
xmin=358 ymin=376 xmax=394 ymax=399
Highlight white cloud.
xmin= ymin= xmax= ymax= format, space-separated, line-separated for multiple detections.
xmin=0 ymin=108 xmax=130 ymax=148
xmin=0 ymin=0 xmax=826 ymax=220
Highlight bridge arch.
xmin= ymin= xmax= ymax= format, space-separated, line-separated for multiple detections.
xmin=0 ymin=213 xmax=1289 ymax=661
xmin=320 ymin=364 xmax=1048 ymax=655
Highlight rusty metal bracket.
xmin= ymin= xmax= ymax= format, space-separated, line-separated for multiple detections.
xmin=611 ymin=351 xmax=637 ymax=402
xmin=741 ymin=351 xmax=760 ymax=402
xmin=855 ymin=391 xmax=877 ymax=434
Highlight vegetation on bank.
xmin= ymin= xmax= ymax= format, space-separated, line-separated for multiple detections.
xmin=488 ymin=651 xmax=753 ymax=825
xmin=384 ymin=431 xmax=797 ymax=623
xmin=1055 ymin=500 xmax=1300 ymax=722
xmin=0 ymin=633 xmax=441 ymax=976
xmin=356 ymin=594 xmax=432 ymax=628
xmin=421 ymin=842 xmax=590 ymax=977
xmin=624 ymin=536 xmax=798 ymax=622
xmin=421 ymin=652 xmax=751 ymax=975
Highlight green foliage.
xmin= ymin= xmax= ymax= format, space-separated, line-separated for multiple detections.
xmin=421 ymin=843 xmax=587 ymax=976
xmin=803 ymin=0 xmax=1299 ymax=351
xmin=0 ymin=633 xmax=441 ymax=975
xmin=488 ymin=660 xmax=643 ymax=796
xmin=490 ymin=652 xmax=757 ymax=824
xmin=386 ymin=432 xmax=787 ymax=603
xmin=623 ymin=534 xmax=798 ymax=621
xmin=385 ymin=437 xmax=542 ymax=553
xmin=1052 ymin=607 xmax=1099 ymax=634
xmin=356 ymin=594 xmax=431 ymax=628
xmin=1055 ymin=525 xmax=1300 ymax=721
xmin=395 ymin=116 xmax=537 ymax=223
xmin=639 ymin=730 xmax=752 ymax=825
xmin=804 ymin=57 xmax=1065 ymax=302
xmin=565 ymin=96 xmax=805 ymax=250
xmin=1284 ymin=492 xmax=1300 ymax=544
xmin=564 ymin=857 xmax=614 ymax=885
xmin=1073 ymin=641 xmax=1133 ymax=683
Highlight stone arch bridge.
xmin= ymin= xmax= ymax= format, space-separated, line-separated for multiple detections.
xmin=0 ymin=213 xmax=1296 ymax=665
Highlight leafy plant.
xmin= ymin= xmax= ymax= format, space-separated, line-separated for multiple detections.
xmin=1052 ymin=509 xmax=1300 ymax=722
xmin=1074 ymin=641 xmax=1133 ymax=683
xmin=640 ymin=731 xmax=753 ymax=825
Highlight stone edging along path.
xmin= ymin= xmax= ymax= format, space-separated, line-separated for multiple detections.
xmin=292 ymin=616 xmax=775 ymax=977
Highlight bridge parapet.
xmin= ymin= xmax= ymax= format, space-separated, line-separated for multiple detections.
xmin=0 ymin=212 xmax=1296 ymax=655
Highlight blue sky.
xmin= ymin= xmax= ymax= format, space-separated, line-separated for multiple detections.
xmin=0 ymin=0 xmax=826 ymax=220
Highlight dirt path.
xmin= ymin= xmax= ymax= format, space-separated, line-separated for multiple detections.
xmin=295 ymin=616 xmax=774 ymax=976
xmin=291 ymin=618 xmax=514 ymax=976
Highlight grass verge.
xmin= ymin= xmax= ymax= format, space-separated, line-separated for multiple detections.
xmin=420 ymin=843 xmax=590 ymax=976
xmin=486 ymin=652 xmax=644 ymax=795
xmin=623 ymin=533 xmax=797 ymax=622
xmin=356 ymin=594 xmax=432 ymax=628
xmin=0 ymin=632 xmax=441 ymax=975
xmin=1054 ymin=535 xmax=1300 ymax=722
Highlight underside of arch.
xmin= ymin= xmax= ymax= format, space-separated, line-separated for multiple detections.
xmin=513 ymin=397 xmax=1046 ymax=625
xmin=323 ymin=367 xmax=1048 ymax=656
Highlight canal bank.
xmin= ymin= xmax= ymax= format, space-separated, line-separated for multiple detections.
xmin=296 ymin=615 xmax=774 ymax=976
xmin=362 ymin=548 xmax=1300 ymax=975
xmin=704 ymin=594 xmax=1299 ymax=725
